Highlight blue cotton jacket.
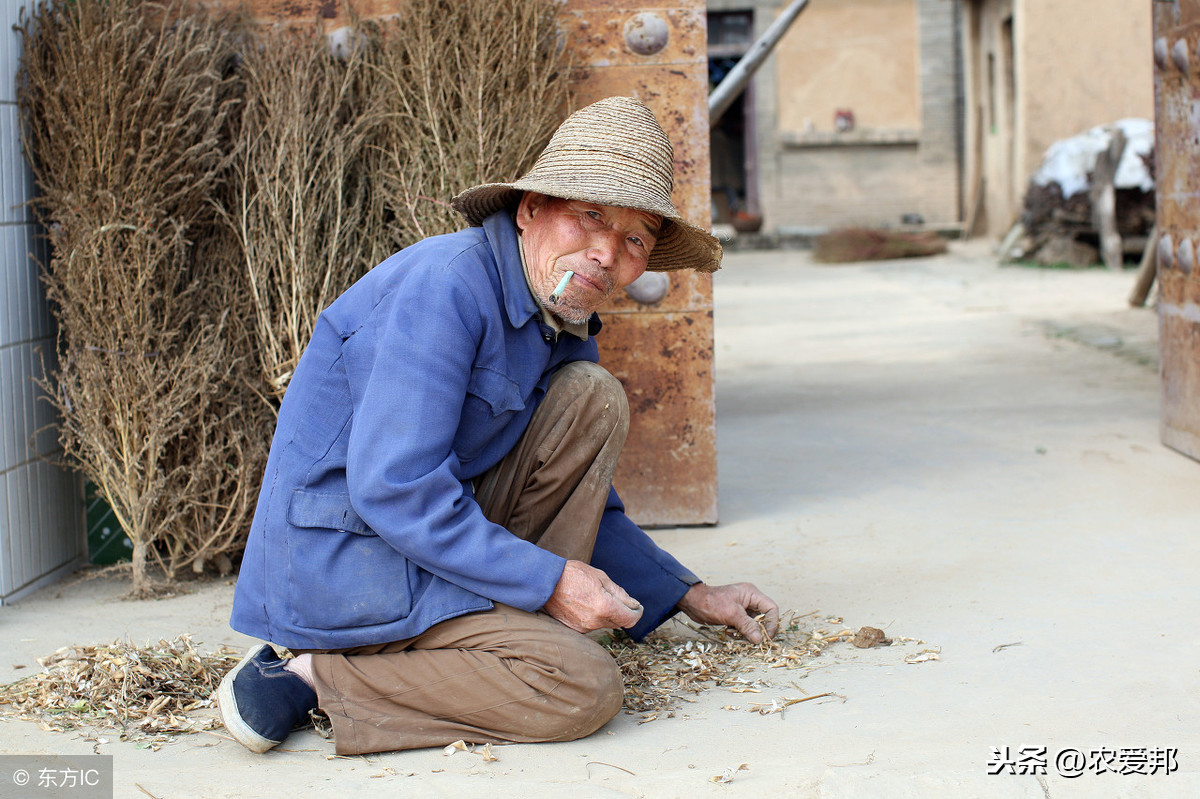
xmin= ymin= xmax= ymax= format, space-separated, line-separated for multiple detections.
xmin=230 ymin=211 xmax=699 ymax=650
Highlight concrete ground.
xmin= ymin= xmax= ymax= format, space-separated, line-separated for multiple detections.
xmin=1 ymin=241 xmax=1196 ymax=798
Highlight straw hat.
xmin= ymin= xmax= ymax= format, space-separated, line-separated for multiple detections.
xmin=451 ymin=96 xmax=722 ymax=273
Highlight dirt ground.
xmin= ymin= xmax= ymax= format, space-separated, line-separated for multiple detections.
xmin=2 ymin=240 xmax=1197 ymax=798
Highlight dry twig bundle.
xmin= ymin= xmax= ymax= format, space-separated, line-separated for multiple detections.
xmin=366 ymin=0 xmax=571 ymax=250
xmin=224 ymin=22 xmax=384 ymax=397
xmin=813 ymin=228 xmax=948 ymax=263
xmin=0 ymin=635 xmax=240 ymax=749
xmin=225 ymin=0 xmax=569 ymax=397
xmin=17 ymin=0 xmax=267 ymax=592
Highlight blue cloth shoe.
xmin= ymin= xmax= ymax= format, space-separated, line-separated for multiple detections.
xmin=217 ymin=644 xmax=318 ymax=753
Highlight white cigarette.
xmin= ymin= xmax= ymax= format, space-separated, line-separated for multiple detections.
xmin=549 ymin=271 xmax=573 ymax=304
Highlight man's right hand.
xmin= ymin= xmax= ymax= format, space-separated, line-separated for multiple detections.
xmin=543 ymin=560 xmax=644 ymax=634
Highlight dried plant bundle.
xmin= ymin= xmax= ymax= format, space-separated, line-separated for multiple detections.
xmin=17 ymin=0 xmax=267 ymax=593
xmin=225 ymin=22 xmax=384 ymax=396
xmin=366 ymin=0 xmax=571 ymax=250
xmin=0 ymin=635 xmax=240 ymax=749
xmin=812 ymin=228 xmax=949 ymax=263
xmin=227 ymin=1 xmax=570 ymax=399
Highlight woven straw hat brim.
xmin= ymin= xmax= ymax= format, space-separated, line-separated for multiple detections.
xmin=452 ymin=181 xmax=721 ymax=273
xmin=452 ymin=95 xmax=722 ymax=272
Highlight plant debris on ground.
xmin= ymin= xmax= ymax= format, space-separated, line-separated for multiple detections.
xmin=0 ymin=635 xmax=239 ymax=750
xmin=599 ymin=612 xmax=927 ymax=720
xmin=0 ymin=618 xmax=936 ymax=746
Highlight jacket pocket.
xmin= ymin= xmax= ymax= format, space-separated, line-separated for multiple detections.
xmin=287 ymin=490 xmax=372 ymax=534
xmin=466 ymin=366 xmax=524 ymax=415
xmin=456 ymin=366 xmax=525 ymax=462
xmin=285 ymin=489 xmax=414 ymax=630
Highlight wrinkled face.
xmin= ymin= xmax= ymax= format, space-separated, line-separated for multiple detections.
xmin=516 ymin=193 xmax=660 ymax=325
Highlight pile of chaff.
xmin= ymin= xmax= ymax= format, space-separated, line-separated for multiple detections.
xmin=0 ymin=635 xmax=239 ymax=749
xmin=1 ymin=621 xmax=932 ymax=744
xmin=600 ymin=612 xmax=857 ymax=720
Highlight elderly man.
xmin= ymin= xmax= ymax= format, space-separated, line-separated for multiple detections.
xmin=219 ymin=96 xmax=779 ymax=756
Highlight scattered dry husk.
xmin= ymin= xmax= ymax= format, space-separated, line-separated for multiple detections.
xmin=0 ymin=635 xmax=239 ymax=749
xmin=599 ymin=612 xmax=857 ymax=717
xmin=2 ymin=619 xmax=931 ymax=745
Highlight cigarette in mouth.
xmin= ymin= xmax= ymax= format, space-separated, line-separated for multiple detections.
xmin=549 ymin=271 xmax=573 ymax=304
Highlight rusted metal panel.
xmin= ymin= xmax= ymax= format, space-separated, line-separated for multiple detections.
xmin=560 ymin=5 xmax=708 ymax=65
xmin=600 ymin=310 xmax=717 ymax=526
xmin=191 ymin=0 xmax=334 ymax=24
xmin=1176 ymin=0 xmax=1200 ymax=25
xmin=1154 ymin=2 xmax=1200 ymax=460
xmin=563 ymin=1 xmax=718 ymax=525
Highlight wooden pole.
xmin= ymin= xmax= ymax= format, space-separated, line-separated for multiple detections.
xmin=709 ymin=0 xmax=810 ymax=128
xmin=1091 ymin=129 xmax=1128 ymax=271
xmin=1129 ymin=225 xmax=1158 ymax=307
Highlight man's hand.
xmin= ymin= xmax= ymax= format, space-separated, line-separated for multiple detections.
xmin=543 ymin=560 xmax=645 ymax=634
xmin=676 ymin=582 xmax=780 ymax=644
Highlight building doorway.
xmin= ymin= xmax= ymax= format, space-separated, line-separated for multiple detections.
xmin=708 ymin=10 xmax=759 ymax=229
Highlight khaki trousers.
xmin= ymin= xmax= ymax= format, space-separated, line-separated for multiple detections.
xmin=301 ymin=361 xmax=630 ymax=755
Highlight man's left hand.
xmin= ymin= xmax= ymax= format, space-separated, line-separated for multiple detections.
xmin=676 ymin=582 xmax=780 ymax=644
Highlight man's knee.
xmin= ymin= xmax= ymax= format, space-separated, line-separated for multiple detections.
xmin=546 ymin=635 xmax=625 ymax=741
xmin=504 ymin=615 xmax=625 ymax=741
xmin=548 ymin=361 xmax=629 ymax=443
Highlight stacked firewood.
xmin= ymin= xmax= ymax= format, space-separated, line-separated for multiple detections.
xmin=1013 ymin=166 xmax=1155 ymax=268
xmin=1004 ymin=122 xmax=1155 ymax=269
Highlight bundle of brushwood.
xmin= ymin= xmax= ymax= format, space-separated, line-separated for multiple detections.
xmin=17 ymin=0 xmax=269 ymax=596
xmin=228 ymin=0 xmax=570 ymax=397
xmin=224 ymin=22 xmax=384 ymax=398
xmin=812 ymin=228 xmax=948 ymax=264
xmin=17 ymin=0 xmax=569 ymax=594
xmin=364 ymin=0 xmax=569 ymax=253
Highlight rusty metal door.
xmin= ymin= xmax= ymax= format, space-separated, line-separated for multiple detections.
xmin=560 ymin=1 xmax=718 ymax=525
xmin=1154 ymin=1 xmax=1200 ymax=461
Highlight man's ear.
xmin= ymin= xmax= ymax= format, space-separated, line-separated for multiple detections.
xmin=515 ymin=192 xmax=548 ymax=231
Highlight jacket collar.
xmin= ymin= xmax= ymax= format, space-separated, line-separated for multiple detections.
xmin=482 ymin=210 xmax=601 ymax=339
xmin=483 ymin=210 xmax=541 ymax=330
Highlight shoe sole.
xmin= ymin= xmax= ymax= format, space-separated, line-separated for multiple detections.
xmin=217 ymin=643 xmax=280 ymax=754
